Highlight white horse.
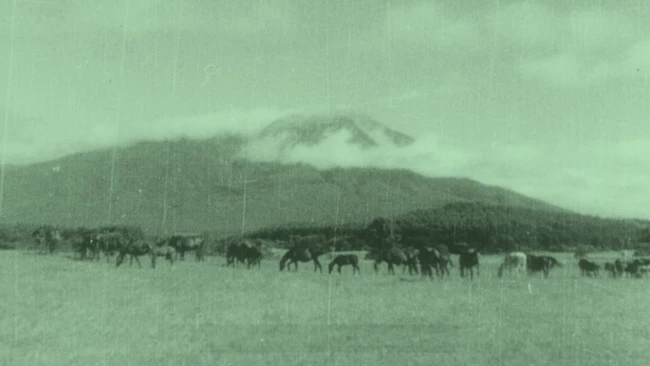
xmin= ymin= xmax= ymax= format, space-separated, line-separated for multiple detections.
xmin=497 ymin=252 xmax=527 ymax=278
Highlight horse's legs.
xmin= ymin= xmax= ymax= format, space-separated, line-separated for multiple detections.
xmin=338 ymin=265 xmax=342 ymax=275
xmin=134 ymin=255 xmax=142 ymax=268
xmin=116 ymin=253 xmax=125 ymax=267
xmin=314 ymin=259 xmax=322 ymax=273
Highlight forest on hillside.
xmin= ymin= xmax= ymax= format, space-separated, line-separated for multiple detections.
xmin=247 ymin=202 xmax=650 ymax=254
xmin=2 ymin=202 xmax=649 ymax=254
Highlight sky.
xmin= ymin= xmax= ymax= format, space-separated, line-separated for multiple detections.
xmin=1 ymin=0 xmax=649 ymax=220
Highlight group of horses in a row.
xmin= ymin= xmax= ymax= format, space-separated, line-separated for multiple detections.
xmin=30 ymin=228 xmax=650 ymax=280
xmin=32 ymin=227 xmax=205 ymax=268
xmin=578 ymin=257 xmax=650 ymax=278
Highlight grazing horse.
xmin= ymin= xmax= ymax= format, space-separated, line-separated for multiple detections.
xmin=167 ymin=234 xmax=205 ymax=261
xmin=328 ymin=254 xmax=360 ymax=275
xmin=279 ymin=234 xmax=329 ymax=272
xmin=497 ymin=252 xmax=527 ymax=278
xmin=578 ymin=259 xmax=601 ymax=277
xmin=373 ymin=247 xmax=408 ymax=275
xmin=527 ymin=254 xmax=562 ymax=279
xmin=459 ymin=248 xmax=480 ymax=280
xmin=279 ymin=247 xmax=323 ymax=272
xmin=115 ymin=239 xmax=155 ymax=268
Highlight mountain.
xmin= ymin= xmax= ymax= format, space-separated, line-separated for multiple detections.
xmin=258 ymin=112 xmax=415 ymax=149
xmin=0 ymin=113 xmax=569 ymax=236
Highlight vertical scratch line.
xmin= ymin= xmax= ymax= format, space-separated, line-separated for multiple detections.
xmin=0 ymin=0 xmax=18 ymax=219
xmin=107 ymin=0 xmax=130 ymax=224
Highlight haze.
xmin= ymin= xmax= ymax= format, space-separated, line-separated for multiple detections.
xmin=1 ymin=1 xmax=649 ymax=220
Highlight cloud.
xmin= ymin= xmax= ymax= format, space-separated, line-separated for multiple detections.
xmin=66 ymin=0 xmax=295 ymax=36
xmin=488 ymin=3 xmax=640 ymax=52
xmin=386 ymin=2 xmax=481 ymax=49
xmin=518 ymin=53 xmax=580 ymax=87
xmin=245 ymin=128 xmax=480 ymax=177
xmin=0 ymin=107 xmax=291 ymax=164
xmin=518 ymin=37 xmax=650 ymax=87
xmin=488 ymin=2 xmax=559 ymax=48
xmin=240 ymin=127 xmax=650 ymax=219
xmin=468 ymin=140 xmax=650 ymax=219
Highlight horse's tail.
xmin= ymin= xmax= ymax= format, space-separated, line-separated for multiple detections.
xmin=279 ymin=251 xmax=291 ymax=271
xmin=328 ymin=260 xmax=335 ymax=273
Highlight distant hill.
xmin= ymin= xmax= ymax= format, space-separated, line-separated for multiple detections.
xmin=0 ymin=113 xmax=571 ymax=236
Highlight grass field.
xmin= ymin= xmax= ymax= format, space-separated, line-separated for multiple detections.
xmin=1 ymin=249 xmax=649 ymax=365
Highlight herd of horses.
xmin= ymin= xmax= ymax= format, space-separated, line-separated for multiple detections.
xmin=26 ymin=228 xmax=650 ymax=279
xmin=32 ymin=228 xmax=205 ymax=268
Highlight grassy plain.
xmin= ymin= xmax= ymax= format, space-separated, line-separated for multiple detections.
xmin=1 ymin=249 xmax=649 ymax=365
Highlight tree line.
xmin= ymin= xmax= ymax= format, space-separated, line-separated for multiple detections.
xmin=2 ymin=202 xmax=649 ymax=254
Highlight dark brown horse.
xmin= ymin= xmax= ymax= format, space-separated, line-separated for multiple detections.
xmin=279 ymin=234 xmax=328 ymax=272
xmin=167 ymin=234 xmax=206 ymax=261
xmin=227 ymin=239 xmax=262 ymax=269
xmin=279 ymin=247 xmax=323 ymax=272
xmin=328 ymin=254 xmax=360 ymax=275
xmin=459 ymin=248 xmax=480 ymax=280
xmin=115 ymin=239 xmax=155 ymax=268
xmin=373 ymin=247 xmax=408 ymax=275
xmin=527 ymin=254 xmax=562 ymax=279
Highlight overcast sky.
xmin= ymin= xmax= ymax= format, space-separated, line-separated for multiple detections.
xmin=1 ymin=0 xmax=649 ymax=219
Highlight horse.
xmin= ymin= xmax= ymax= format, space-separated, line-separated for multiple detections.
xmin=373 ymin=247 xmax=408 ymax=275
xmin=604 ymin=262 xmax=617 ymax=277
xmin=93 ymin=231 xmax=124 ymax=262
xmin=527 ymin=254 xmax=562 ymax=279
xmin=417 ymin=247 xmax=451 ymax=279
xmin=115 ymin=239 xmax=155 ymax=268
xmin=459 ymin=248 xmax=480 ymax=280
xmin=434 ymin=245 xmax=453 ymax=278
xmin=32 ymin=228 xmax=61 ymax=254
xmin=167 ymin=234 xmax=205 ymax=261
xmin=578 ymin=259 xmax=600 ymax=277
xmin=227 ymin=239 xmax=262 ymax=268
xmin=151 ymin=245 xmax=175 ymax=268
xmin=328 ymin=254 xmax=360 ymax=275
xmin=402 ymin=247 xmax=419 ymax=275
xmin=623 ymin=259 xmax=650 ymax=278
xmin=279 ymin=234 xmax=329 ymax=272
xmin=614 ymin=259 xmax=625 ymax=277
xmin=279 ymin=247 xmax=323 ymax=272
xmin=497 ymin=252 xmax=527 ymax=278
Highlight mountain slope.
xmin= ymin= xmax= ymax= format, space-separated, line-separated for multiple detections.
xmin=0 ymin=135 xmax=569 ymax=235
